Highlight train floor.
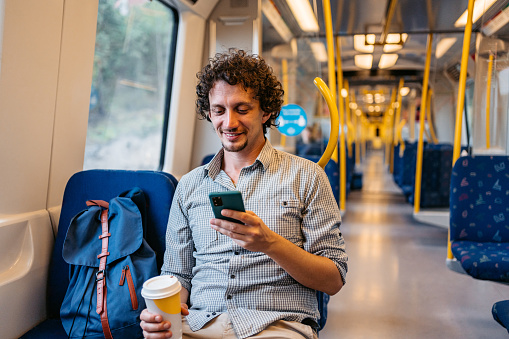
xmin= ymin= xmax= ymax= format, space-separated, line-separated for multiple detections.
xmin=319 ymin=149 xmax=509 ymax=339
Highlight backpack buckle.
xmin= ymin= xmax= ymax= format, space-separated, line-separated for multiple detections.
xmin=96 ymin=269 xmax=105 ymax=281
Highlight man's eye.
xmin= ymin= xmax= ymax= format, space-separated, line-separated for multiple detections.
xmin=212 ymin=109 xmax=224 ymax=115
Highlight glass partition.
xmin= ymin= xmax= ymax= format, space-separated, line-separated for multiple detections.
xmin=472 ymin=33 xmax=509 ymax=155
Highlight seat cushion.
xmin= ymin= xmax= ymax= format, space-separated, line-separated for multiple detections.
xmin=20 ymin=319 xmax=67 ymax=338
xmin=493 ymin=300 xmax=509 ymax=333
xmin=451 ymin=240 xmax=509 ymax=282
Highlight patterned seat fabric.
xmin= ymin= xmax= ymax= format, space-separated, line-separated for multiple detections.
xmin=450 ymin=155 xmax=509 ymax=282
xmin=450 ymin=241 xmax=509 ymax=281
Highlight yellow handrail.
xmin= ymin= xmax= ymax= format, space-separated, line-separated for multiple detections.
xmin=280 ymin=58 xmax=289 ymax=147
xmin=450 ymin=0 xmax=475 ymax=261
xmin=394 ymin=79 xmax=406 ymax=155
xmin=396 ymin=119 xmax=407 ymax=156
xmin=386 ymin=88 xmax=397 ymax=169
xmin=426 ymin=88 xmax=439 ymax=144
xmin=414 ymin=33 xmax=433 ymax=214
xmin=335 ymin=37 xmax=347 ymax=211
xmin=394 ymin=79 xmax=404 ymax=145
xmin=323 ymin=0 xmax=338 ymax=165
xmin=315 ymin=78 xmax=339 ymax=170
xmin=486 ymin=53 xmax=493 ymax=149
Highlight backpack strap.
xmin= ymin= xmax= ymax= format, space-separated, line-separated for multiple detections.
xmin=88 ymin=200 xmax=113 ymax=339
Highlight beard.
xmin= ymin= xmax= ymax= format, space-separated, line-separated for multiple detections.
xmin=219 ymin=127 xmax=248 ymax=152
xmin=222 ymin=139 xmax=248 ymax=152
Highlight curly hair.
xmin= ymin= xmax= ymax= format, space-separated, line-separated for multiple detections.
xmin=196 ymin=49 xmax=284 ymax=134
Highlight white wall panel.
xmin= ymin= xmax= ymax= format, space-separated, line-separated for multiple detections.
xmin=0 ymin=0 xmax=63 ymax=214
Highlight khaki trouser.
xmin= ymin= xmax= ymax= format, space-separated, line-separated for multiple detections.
xmin=182 ymin=313 xmax=318 ymax=339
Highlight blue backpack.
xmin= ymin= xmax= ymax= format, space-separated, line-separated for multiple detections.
xmin=60 ymin=187 xmax=158 ymax=338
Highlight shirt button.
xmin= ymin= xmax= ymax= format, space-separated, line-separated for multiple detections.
xmin=230 ymin=274 xmax=235 ymax=279
xmin=206 ymin=314 xmax=210 ymax=317
xmin=234 ymin=251 xmax=240 ymax=255
xmin=212 ymin=312 xmax=216 ymax=315
xmin=227 ymin=295 xmax=232 ymax=300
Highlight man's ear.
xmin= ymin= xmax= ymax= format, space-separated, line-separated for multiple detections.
xmin=262 ymin=111 xmax=271 ymax=124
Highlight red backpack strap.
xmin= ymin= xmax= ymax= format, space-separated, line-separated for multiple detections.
xmin=86 ymin=200 xmax=109 ymax=209
xmin=94 ymin=204 xmax=113 ymax=339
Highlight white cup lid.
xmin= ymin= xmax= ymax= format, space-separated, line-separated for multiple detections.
xmin=141 ymin=275 xmax=181 ymax=299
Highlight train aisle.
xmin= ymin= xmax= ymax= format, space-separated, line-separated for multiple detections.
xmin=319 ymin=149 xmax=509 ymax=339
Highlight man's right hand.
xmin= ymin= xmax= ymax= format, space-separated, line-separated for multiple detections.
xmin=140 ymin=304 xmax=189 ymax=338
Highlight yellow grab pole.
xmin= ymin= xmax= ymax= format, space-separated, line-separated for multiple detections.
xmin=394 ymin=79 xmax=404 ymax=146
xmin=322 ymin=0 xmax=338 ymax=164
xmin=486 ymin=53 xmax=493 ymax=149
xmin=414 ymin=33 xmax=433 ymax=214
xmin=450 ymin=0 xmax=474 ymax=260
xmin=335 ymin=36 xmax=347 ymax=211
xmin=426 ymin=88 xmax=439 ymax=144
xmin=351 ymin=92 xmax=361 ymax=166
xmin=280 ymin=58 xmax=289 ymax=147
xmin=396 ymin=119 xmax=407 ymax=155
xmin=386 ymin=89 xmax=397 ymax=169
xmin=389 ymin=79 xmax=405 ymax=173
xmin=452 ymin=0 xmax=475 ymax=163
xmin=344 ymin=80 xmax=354 ymax=157
xmin=315 ymin=78 xmax=339 ymax=169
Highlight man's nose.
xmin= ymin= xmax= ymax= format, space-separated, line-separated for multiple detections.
xmin=224 ymin=110 xmax=239 ymax=129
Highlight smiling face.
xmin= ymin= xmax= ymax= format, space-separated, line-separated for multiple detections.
xmin=208 ymin=80 xmax=271 ymax=157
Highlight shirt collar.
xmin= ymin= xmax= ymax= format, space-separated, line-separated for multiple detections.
xmin=204 ymin=139 xmax=274 ymax=180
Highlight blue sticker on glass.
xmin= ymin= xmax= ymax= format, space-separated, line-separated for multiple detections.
xmin=277 ymin=104 xmax=307 ymax=136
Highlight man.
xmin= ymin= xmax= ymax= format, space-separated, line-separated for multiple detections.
xmin=140 ymin=49 xmax=347 ymax=339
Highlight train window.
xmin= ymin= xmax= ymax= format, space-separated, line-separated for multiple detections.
xmin=84 ymin=0 xmax=177 ymax=170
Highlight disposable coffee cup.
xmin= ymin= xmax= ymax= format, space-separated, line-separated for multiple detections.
xmin=142 ymin=275 xmax=182 ymax=339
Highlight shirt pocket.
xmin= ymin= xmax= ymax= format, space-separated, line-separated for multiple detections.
xmin=275 ymin=199 xmax=303 ymax=243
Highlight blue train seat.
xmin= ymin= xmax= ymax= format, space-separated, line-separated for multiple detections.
xmin=493 ymin=300 xmax=509 ymax=334
xmin=201 ymin=153 xmax=215 ymax=165
xmin=419 ymin=143 xmax=453 ymax=208
xmin=395 ymin=141 xmax=417 ymax=199
xmin=349 ymin=143 xmax=363 ymax=190
xmin=21 ymin=170 xmax=177 ymax=338
xmin=449 ymin=155 xmax=509 ymax=282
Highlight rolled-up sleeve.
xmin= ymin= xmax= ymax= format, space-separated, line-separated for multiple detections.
xmin=302 ymin=166 xmax=348 ymax=285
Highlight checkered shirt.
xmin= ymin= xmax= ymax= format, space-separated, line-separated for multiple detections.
xmin=161 ymin=140 xmax=347 ymax=338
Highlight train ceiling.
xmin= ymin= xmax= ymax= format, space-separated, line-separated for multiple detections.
xmin=264 ymin=0 xmax=509 ymax=85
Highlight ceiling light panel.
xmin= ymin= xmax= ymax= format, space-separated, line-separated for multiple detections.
xmin=355 ymin=54 xmax=373 ymax=69
xmin=378 ymin=54 xmax=399 ymax=69
xmin=286 ymin=0 xmax=319 ymax=32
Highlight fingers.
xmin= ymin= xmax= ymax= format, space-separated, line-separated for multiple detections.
xmin=140 ymin=309 xmax=173 ymax=338
xmin=210 ymin=220 xmax=249 ymax=239
xmin=221 ymin=209 xmax=251 ymax=224
xmin=140 ymin=309 xmax=163 ymax=323
xmin=181 ymin=303 xmax=190 ymax=316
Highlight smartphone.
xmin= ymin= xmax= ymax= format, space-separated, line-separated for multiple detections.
xmin=209 ymin=191 xmax=245 ymax=224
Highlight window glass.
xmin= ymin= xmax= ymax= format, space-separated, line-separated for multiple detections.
xmin=84 ymin=0 xmax=177 ymax=170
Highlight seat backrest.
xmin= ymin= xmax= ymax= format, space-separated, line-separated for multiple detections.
xmin=201 ymin=154 xmax=215 ymax=165
xmin=420 ymin=143 xmax=453 ymax=208
xmin=450 ymin=155 xmax=509 ymax=243
xmin=46 ymin=170 xmax=177 ymax=319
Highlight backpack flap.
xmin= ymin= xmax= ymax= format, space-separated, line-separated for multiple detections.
xmin=62 ymin=192 xmax=144 ymax=267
